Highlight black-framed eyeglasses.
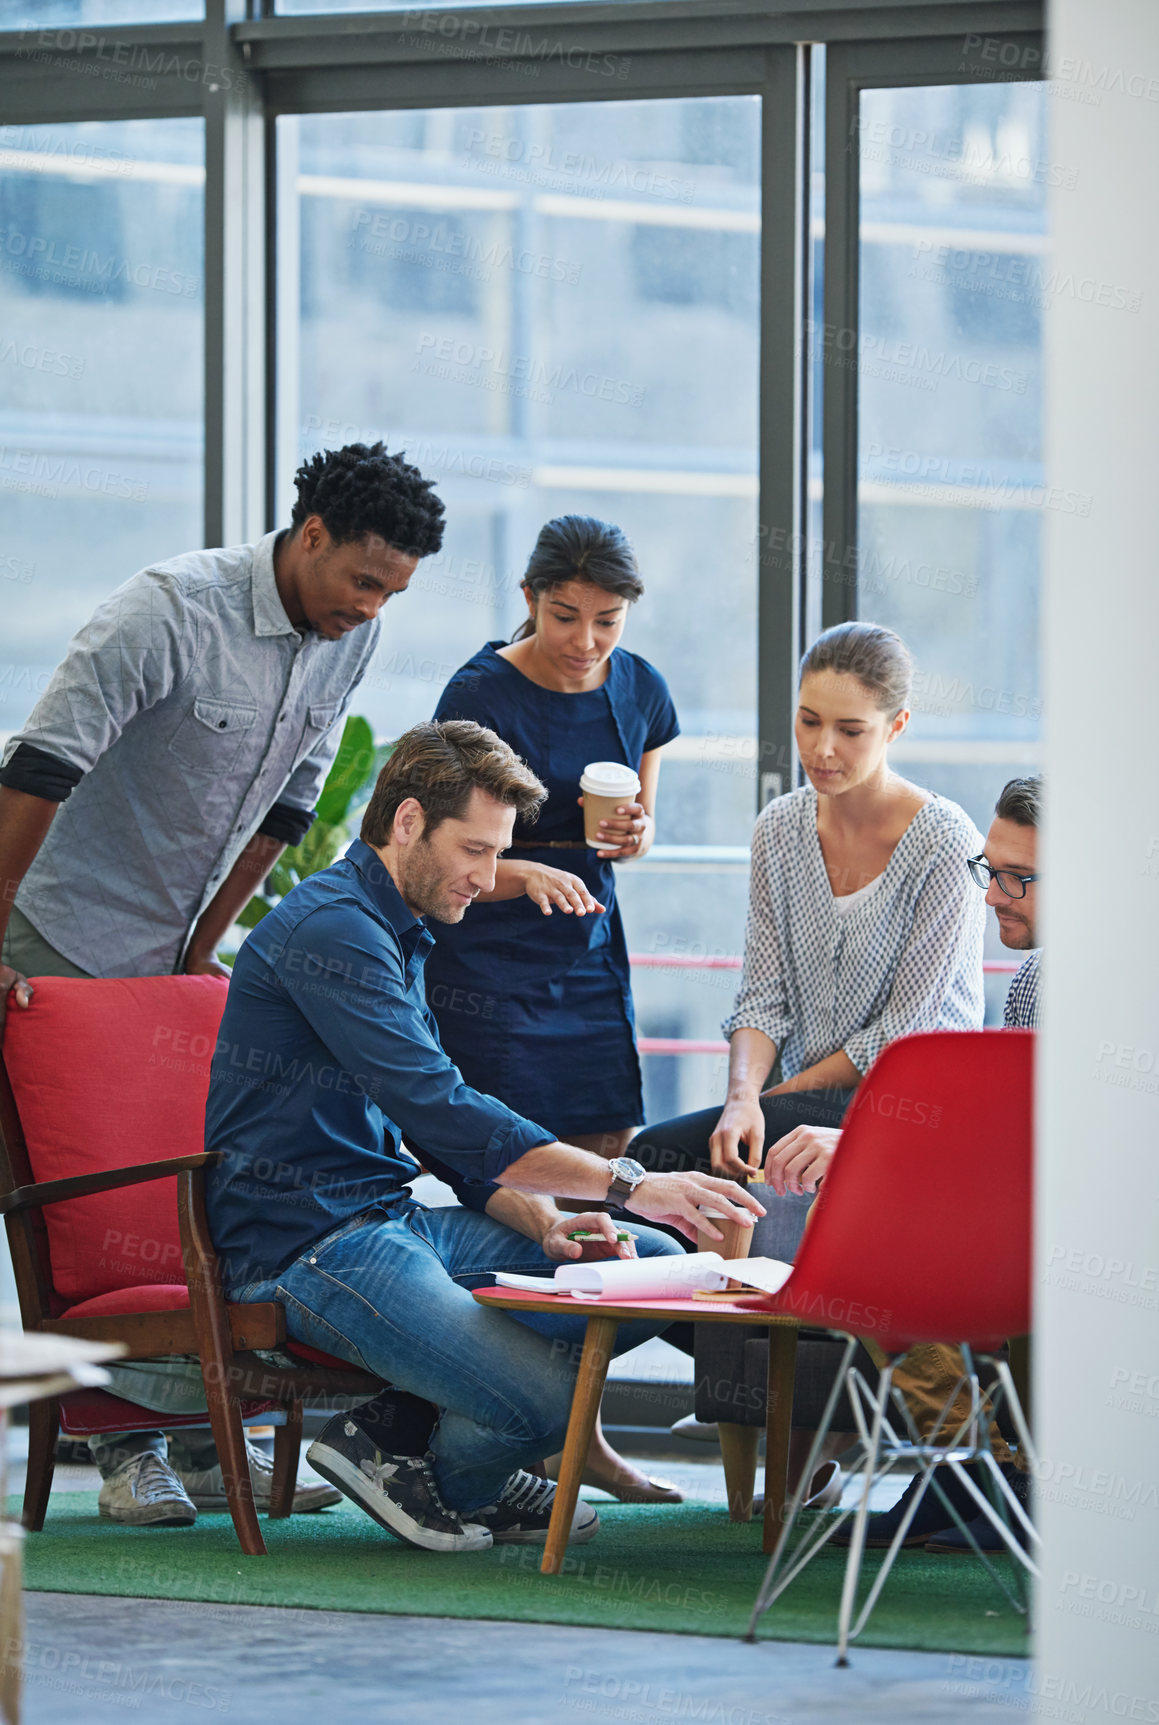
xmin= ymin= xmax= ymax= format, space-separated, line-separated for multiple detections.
xmin=967 ymin=855 xmax=1039 ymax=900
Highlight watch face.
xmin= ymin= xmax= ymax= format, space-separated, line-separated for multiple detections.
xmin=611 ymin=1157 xmax=646 ymax=1184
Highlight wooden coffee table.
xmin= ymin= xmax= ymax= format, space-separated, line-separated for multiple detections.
xmin=472 ymin=1286 xmax=799 ymax=1575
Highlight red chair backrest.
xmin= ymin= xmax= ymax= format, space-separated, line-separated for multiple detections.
xmin=2 ymin=975 xmax=229 ymax=1303
xmin=778 ymin=1030 xmax=1033 ymax=1353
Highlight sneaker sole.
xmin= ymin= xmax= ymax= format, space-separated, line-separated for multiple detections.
xmin=306 ymin=1440 xmax=492 ymax=1553
xmin=186 ymin=1487 xmax=342 ymax=1513
xmin=99 ymin=1504 xmax=197 ymax=1528
xmin=489 ymin=1509 xmax=600 ymax=1547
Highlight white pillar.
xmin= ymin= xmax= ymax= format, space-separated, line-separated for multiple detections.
xmin=1039 ymin=0 xmax=1159 ymax=1712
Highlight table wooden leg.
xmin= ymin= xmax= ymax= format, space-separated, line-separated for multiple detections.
xmin=541 ymin=1314 xmax=618 ymax=1576
xmin=719 ymin=1423 xmax=759 ymax=1522
xmin=763 ymin=1325 xmax=797 ymax=1555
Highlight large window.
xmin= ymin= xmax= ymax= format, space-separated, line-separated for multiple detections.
xmin=855 ymin=81 xmax=1047 ymax=1016
xmin=856 ymin=82 xmax=1046 ymax=817
xmin=279 ymin=97 xmax=761 ymax=1115
xmin=0 ymin=116 xmax=204 ymax=741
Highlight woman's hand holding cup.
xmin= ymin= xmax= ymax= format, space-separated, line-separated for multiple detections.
xmin=578 ymin=796 xmax=651 ymax=860
xmin=578 ymin=761 xmax=647 ymax=860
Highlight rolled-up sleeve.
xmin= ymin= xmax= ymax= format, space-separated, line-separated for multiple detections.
xmin=721 ymin=815 xmax=793 ymax=1048
xmin=257 ymin=801 xmax=316 ymax=847
xmin=0 ymin=570 xmax=190 ymax=781
xmin=842 ymin=833 xmax=986 ymax=1074
xmin=275 ymin=904 xmax=552 ymax=1184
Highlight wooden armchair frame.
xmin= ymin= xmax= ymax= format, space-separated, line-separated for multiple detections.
xmin=0 ymin=1057 xmax=382 ymax=1556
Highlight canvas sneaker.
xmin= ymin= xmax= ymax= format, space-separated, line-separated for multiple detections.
xmin=172 ymin=1436 xmax=342 ymax=1514
xmin=473 ymin=1470 xmax=600 ymax=1546
xmin=98 ymin=1453 xmax=197 ymax=1528
xmin=306 ymin=1415 xmax=492 ymax=1552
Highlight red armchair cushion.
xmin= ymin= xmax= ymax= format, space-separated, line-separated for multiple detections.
xmin=59 ymin=1390 xmax=275 ymax=1436
xmin=284 ymin=1341 xmax=358 ymax=1370
xmin=3 ymin=975 xmax=228 ymax=1304
xmin=60 ymin=1285 xmax=191 ymax=1318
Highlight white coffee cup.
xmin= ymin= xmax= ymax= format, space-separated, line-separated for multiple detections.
xmin=580 ymin=761 xmax=642 ymax=849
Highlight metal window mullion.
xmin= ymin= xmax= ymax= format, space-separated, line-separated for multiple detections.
xmin=757 ymin=44 xmax=810 ymax=811
xmin=204 ymin=0 xmax=267 ymax=549
xmin=820 ymin=41 xmax=861 ymax=632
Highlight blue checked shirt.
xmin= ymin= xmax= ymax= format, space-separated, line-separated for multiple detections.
xmin=204 ymin=839 xmax=553 ymax=1282
xmin=723 ymin=787 xmax=986 ymax=1076
xmin=0 ymin=532 xmax=378 ymax=978
xmin=1003 ymin=950 xmax=1041 ymax=1028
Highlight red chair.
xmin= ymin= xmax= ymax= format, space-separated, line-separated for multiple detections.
xmin=0 ymin=975 xmax=382 ymax=1555
xmin=745 ymin=1029 xmax=1037 ymax=1661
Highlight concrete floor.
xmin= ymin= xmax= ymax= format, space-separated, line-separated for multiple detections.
xmin=19 ymin=1592 xmax=1033 ymax=1725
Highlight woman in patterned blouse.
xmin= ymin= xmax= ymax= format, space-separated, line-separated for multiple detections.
xmin=632 ymin=620 xmax=985 ymax=1244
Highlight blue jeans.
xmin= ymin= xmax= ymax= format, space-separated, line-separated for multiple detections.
xmin=230 ymin=1202 xmax=682 ymax=1514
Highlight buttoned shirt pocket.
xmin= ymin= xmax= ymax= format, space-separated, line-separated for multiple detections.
xmin=168 ymin=696 xmax=259 ymax=773
xmin=291 ymin=700 xmax=343 ymax=770
xmin=306 ymin=701 xmax=341 ymax=739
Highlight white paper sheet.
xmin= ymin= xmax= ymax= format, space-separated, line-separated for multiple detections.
xmin=555 ymin=1251 xmax=730 ymax=1300
xmin=492 ymin=1253 xmax=794 ymax=1302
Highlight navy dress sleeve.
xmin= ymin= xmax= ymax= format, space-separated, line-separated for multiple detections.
xmin=433 ymin=657 xmax=502 ymax=733
xmin=633 ymin=656 xmax=681 ymax=753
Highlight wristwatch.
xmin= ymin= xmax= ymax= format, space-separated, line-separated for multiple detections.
xmin=606 ymin=1155 xmax=647 ymax=1205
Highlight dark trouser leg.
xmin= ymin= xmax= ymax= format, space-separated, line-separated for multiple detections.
xmin=630 ymin=1088 xmax=852 ymax=1257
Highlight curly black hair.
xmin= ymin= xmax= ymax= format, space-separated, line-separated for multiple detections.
xmin=291 ymin=442 xmax=445 ymax=556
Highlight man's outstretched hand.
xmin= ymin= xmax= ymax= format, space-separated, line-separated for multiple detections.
xmin=0 ymin=961 xmax=33 ymax=1043
xmin=625 ymin=1170 xmax=766 ymax=1245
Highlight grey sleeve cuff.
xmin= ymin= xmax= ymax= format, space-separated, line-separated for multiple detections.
xmin=0 ymin=743 xmax=84 ymax=802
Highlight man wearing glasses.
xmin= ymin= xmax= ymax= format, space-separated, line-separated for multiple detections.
xmin=967 ymin=773 xmax=1041 ymax=1029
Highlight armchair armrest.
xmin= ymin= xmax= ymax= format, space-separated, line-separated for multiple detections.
xmin=0 ymin=1150 xmax=223 ymax=1216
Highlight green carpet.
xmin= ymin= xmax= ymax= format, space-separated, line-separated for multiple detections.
xmin=14 ymin=1494 xmax=1029 ymax=1656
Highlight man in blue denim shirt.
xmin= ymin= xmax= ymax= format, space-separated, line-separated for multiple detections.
xmin=207 ymin=720 xmax=762 ymax=1552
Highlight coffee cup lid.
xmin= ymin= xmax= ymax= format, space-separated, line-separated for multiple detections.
xmin=580 ymin=760 xmax=642 ymax=797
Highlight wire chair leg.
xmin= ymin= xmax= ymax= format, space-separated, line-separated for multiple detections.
xmin=745 ymin=1337 xmax=859 ymax=1641
xmin=993 ymin=1358 xmax=1038 ymax=1473
xmin=835 ymin=1361 xmax=894 ymax=1667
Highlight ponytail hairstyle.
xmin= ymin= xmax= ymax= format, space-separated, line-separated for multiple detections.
xmin=799 ymin=621 xmax=914 ymax=720
xmin=513 ymin=515 xmax=644 ymax=642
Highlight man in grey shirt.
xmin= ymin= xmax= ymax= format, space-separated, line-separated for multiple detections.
xmin=0 ymin=440 xmax=445 ymax=1527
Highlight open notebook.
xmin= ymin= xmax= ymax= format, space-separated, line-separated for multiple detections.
xmin=494 ymin=1251 xmax=793 ymax=1301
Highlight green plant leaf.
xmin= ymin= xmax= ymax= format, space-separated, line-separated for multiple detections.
xmin=316 ymin=716 xmax=377 ymax=826
xmin=235 ymin=897 xmax=273 ymax=929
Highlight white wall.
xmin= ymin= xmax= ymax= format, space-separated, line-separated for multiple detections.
xmin=1039 ymin=0 xmax=1159 ymax=1715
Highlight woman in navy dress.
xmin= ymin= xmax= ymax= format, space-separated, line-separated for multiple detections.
xmin=428 ymin=515 xmax=679 ymax=1158
xmin=428 ymin=516 xmax=683 ymax=1505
